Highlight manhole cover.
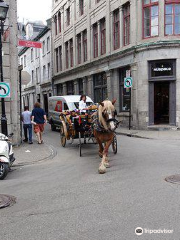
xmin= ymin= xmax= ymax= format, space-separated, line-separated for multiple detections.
xmin=165 ymin=174 xmax=180 ymax=184
xmin=0 ymin=194 xmax=16 ymax=209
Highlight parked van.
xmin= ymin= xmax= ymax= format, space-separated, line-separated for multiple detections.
xmin=48 ymin=95 xmax=93 ymax=130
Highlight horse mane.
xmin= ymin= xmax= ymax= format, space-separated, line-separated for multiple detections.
xmin=98 ymin=100 xmax=113 ymax=130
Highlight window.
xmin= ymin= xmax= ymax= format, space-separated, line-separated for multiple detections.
xmin=70 ymin=39 xmax=73 ymax=67
xmin=31 ymin=48 xmax=34 ymax=61
xmin=65 ymin=41 xmax=69 ymax=69
xmin=59 ymin=46 xmax=62 ymax=71
xmin=43 ymin=40 xmax=45 ymax=55
xmin=100 ymin=18 xmax=106 ymax=55
xmin=123 ymin=3 xmax=130 ymax=45
xmin=119 ymin=67 xmax=131 ymax=112
xmin=47 ymin=37 xmax=50 ymax=52
xmin=83 ymin=30 xmax=87 ymax=62
xmin=35 ymin=48 xmax=39 ymax=58
xmin=94 ymin=72 xmax=107 ymax=103
xmin=48 ymin=63 xmax=51 ymax=79
xmin=24 ymin=55 xmax=26 ymax=67
xmin=32 ymin=70 xmax=34 ymax=83
xmin=36 ymin=68 xmax=39 ymax=83
xmin=20 ymin=58 xmax=23 ymax=65
xmin=77 ymin=33 xmax=81 ymax=64
xmin=113 ymin=9 xmax=120 ymax=50
xmin=55 ymin=48 xmax=59 ymax=72
xmin=78 ymin=79 xmax=83 ymax=95
xmin=58 ymin=12 xmax=61 ymax=33
xmin=96 ymin=0 xmax=100 ymax=3
xmin=67 ymin=7 xmax=70 ymax=26
xmin=57 ymin=83 xmax=63 ymax=96
xmin=143 ymin=0 xmax=159 ymax=38
xmin=43 ymin=65 xmax=46 ymax=80
xmin=165 ymin=0 xmax=180 ymax=35
xmin=93 ymin=23 xmax=98 ymax=58
xmin=79 ymin=0 xmax=84 ymax=16
xmin=67 ymin=81 xmax=74 ymax=95
xmin=54 ymin=15 xmax=58 ymax=35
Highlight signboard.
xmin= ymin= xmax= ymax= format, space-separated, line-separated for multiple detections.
xmin=0 ymin=83 xmax=10 ymax=98
xmin=18 ymin=40 xmax=42 ymax=49
xmin=124 ymin=77 xmax=133 ymax=88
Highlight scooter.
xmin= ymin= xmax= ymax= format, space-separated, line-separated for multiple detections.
xmin=0 ymin=133 xmax=15 ymax=180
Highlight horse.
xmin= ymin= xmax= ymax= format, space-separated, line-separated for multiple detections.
xmin=93 ymin=99 xmax=118 ymax=174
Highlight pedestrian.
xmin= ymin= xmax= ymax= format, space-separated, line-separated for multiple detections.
xmin=31 ymin=102 xmax=47 ymax=144
xmin=21 ymin=106 xmax=33 ymax=144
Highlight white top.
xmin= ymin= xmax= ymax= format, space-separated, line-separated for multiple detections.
xmin=79 ymin=100 xmax=87 ymax=112
xmin=22 ymin=111 xmax=32 ymax=124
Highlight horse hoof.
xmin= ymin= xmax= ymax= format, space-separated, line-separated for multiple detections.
xmin=104 ymin=162 xmax=110 ymax=168
xmin=99 ymin=152 xmax=103 ymax=158
xmin=98 ymin=165 xmax=106 ymax=174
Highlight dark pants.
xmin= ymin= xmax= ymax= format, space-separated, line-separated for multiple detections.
xmin=23 ymin=124 xmax=32 ymax=142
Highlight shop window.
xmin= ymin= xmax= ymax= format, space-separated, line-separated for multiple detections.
xmin=165 ymin=0 xmax=180 ymax=35
xmin=119 ymin=67 xmax=131 ymax=112
xmin=100 ymin=18 xmax=106 ymax=55
xmin=57 ymin=84 xmax=63 ymax=96
xmin=78 ymin=79 xmax=83 ymax=95
xmin=113 ymin=9 xmax=120 ymax=50
xmin=67 ymin=81 xmax=74 ymax=95
xmin=94 ymin=72 xmax=107 ymax=103
xmin=143 ymin=0 xmax=159 ymax=38
xmin=123 ymin=2 xmax=130 ymax=46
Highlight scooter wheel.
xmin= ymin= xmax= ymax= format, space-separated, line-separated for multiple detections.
xmin=0 ymin=163 xmax=9 ymax=180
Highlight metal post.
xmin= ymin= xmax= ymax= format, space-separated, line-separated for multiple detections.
xmin=0 ymin=20 xmax=7 ymax=136
xmin=129 ymin=88 xmax=131 ymax=130
xmin=18 ymin=65 xmax=23 ymax=143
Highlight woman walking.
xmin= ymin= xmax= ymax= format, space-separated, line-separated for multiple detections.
xmin=32 ymin=102 xmax=47 ymax=144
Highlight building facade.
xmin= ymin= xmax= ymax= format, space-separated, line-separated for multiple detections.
xmin=0 ymin=0 xmax=20 ymax=144
xmin=52 ymin=0 xmax=180 ymax=129
xmin=19 ymin=25 xmax=52 ymax=114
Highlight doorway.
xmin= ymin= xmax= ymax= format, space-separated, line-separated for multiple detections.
xmin=154 ymin=82 xmax=169 ymax=124
xmin=43 ymin=94 xmax=48 ymax=116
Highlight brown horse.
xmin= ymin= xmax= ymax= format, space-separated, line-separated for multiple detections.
xmin=93 ymin=99 xmax=118 ymax=174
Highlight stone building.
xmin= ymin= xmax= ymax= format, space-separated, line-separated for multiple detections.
xmin=19 ymin=23 xmax=52 ymax=114
xmin=52 ymin=0 xmax=180 ymax=129
xmin=0 ymin=0 xmax=19 ymax=144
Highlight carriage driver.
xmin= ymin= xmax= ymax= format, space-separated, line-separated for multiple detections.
xmin=79 ymin=95 xmax=88 ymax=113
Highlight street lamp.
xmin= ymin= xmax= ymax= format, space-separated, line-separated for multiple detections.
xmin=0 ymin=0 xmax=9 ymax=136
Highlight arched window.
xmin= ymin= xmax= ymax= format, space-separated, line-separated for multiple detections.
xmin=58 ymin=12 xmax=61 ymax=33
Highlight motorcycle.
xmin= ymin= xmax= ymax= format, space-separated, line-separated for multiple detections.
xmin=0 ymin=133 xmax=15 ymax=180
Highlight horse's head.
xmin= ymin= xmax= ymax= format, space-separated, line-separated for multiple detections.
xmin=98 ymin=99 xmax=117 ymax=131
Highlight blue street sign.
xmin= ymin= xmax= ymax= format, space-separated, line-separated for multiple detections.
xmin=0 ymin=83 xmax=10 ymax=98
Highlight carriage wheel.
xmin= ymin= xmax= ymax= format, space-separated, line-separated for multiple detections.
xmin=79 ymin=132 xmax=82 ymax=157
xmin=112 ymin=135 xmax=117 ymax=154
xmin=60 ymin=125 xmax=66 ymax=147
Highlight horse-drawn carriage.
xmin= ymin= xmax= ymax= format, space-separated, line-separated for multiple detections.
xmin=59 ymin=105 xmax=118 ymax=157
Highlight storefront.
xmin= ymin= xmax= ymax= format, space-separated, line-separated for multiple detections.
xmin=148 ymin=59 xmax=176 ymax=126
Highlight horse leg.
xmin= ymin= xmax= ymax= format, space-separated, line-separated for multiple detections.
xmin=96 ymin=138 xmax=104 ymax=158
xmin=100 ymin=139 xmax=113 ymax=172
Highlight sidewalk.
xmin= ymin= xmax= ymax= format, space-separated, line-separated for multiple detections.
xmin=116 ymin=127 xmax=180 ymax=140
xmin=13 ymin=141 xmax=55 ymax=166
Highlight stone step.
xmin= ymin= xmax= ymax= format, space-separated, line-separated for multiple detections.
xmin=147 ymin=125 xmax=178 ymax=131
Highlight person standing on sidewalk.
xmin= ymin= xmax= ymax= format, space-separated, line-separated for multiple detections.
xmin=21 ymin=106 xmax=33 ymax=144
xmin=31 ymin=102 xmax=47 ymax=144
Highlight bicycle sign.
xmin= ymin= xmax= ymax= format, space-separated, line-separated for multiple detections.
xmin=124 ymin=77 xmax=133 ymax=89
xmin=0 ymin=83 xmax=10 ymax=98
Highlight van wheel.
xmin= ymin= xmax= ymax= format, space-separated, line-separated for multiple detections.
xmin=0 ymin=163 xmax=9 ymax=180
xmin=51 ymin=124 xmax=56 ymax=131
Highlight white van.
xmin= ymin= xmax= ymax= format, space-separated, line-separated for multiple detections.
xmin=48 ymin=95 xmax=93 ymax=130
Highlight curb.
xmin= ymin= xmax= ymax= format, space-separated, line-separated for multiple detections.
xmin=116 ymin=131 xmax=151 ymax=140
xmin=13 ymin=143 xmax=57 ymax=167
